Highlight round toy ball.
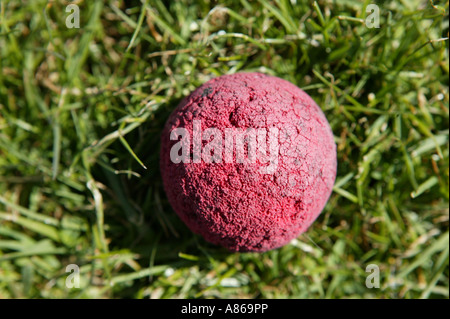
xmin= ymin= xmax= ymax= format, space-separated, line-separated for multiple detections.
xmin=160 ymin=72 xmax=337 ymax=252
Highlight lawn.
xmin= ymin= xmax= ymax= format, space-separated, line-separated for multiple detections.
xmin=0 ymin=0 xmax=448 ymax=299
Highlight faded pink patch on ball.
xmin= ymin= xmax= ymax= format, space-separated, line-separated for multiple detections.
xmin=160 ymin=72 xmax=337 ymax=252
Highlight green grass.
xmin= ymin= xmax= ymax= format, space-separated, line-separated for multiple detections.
xmin=0 ymin=0 xmax=448 ymax=299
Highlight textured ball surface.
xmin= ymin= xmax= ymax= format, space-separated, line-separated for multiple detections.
xmin=160 ymin=72 xmax=337 ymax=252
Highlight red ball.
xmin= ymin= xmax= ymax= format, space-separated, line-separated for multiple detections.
xmin=160 ymin=72 xmax=337 ymax=252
